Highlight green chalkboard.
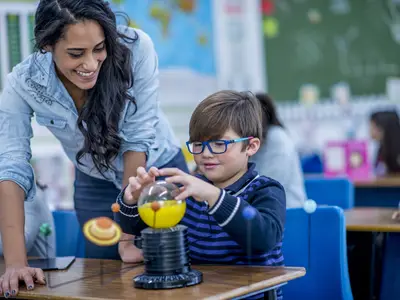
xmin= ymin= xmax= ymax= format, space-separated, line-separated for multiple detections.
xmin=262 ymin=0 xmax=400 ymax=101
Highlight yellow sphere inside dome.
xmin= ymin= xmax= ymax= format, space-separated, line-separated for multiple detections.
xmin=137 ymin=181 xmax=186 ymax=229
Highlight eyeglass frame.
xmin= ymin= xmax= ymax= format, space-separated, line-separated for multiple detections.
xmin=185 ymin=137 xmax=254 ymax=155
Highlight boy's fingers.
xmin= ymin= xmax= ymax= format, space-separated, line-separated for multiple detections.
xmin=176 ymin=190 xmax=190 ymax=201
xmin=158 ymin=168 xmax=183 ymax=177
xmin=148 ymin=167 xmax=160 ymax=178
xmin=136 ymin=167 xmax=148 ymax=180
xmin=129 ymin=178 xmax=142 ymax=191
xmin=165 ymin=175 xmax=189 ymax=186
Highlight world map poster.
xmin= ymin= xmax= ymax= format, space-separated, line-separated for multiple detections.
xmin=0 ymin=0 xmax=218 ymax=107
xmin=112 ymin=0 xmax=217 ymax=106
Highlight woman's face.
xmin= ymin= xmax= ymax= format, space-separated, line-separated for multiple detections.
xmin=370 ymin=120 xmax=383 ymax=142
xmin=51 ymin=19 xmax=107 ymax=91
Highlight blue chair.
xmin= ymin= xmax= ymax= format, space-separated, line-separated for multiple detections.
xmin=52 ymin=210 xmax=85 ymax=257
xmin=304 ymin=178 xmax=354 ymax=209
xmin=282 ymin=207 xmax=353 ymax=300
xmin=301 ymin=153 xmax=323 ymax=174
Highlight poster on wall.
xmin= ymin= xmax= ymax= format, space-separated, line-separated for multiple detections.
xmin=112 ymin=0 xmax=217 ymax=106
xmin=0 ymin=0 xmax=218 ymax=105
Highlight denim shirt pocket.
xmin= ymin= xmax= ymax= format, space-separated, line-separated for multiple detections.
xmin=36 ymin=115 xmax=66 ymax=128
xmin=35 ymin=114 xmax=76 ymax=149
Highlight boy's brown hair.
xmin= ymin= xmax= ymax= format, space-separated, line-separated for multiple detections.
xmin=189 ymin=90 xmax=263 ymax=150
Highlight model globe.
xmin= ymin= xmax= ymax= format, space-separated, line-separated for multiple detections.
xmin=137 ymin=181 xmax=186 ymax=228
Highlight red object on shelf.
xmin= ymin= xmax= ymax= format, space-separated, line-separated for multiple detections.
xmin=261 ymin=0 xmax=274 ymax=15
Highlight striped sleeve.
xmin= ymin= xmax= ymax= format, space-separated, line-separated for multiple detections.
xmin=208 ymin=180 xmax=286 ymax=254
xmin=114 ymin=186 xmax=148 ymax=235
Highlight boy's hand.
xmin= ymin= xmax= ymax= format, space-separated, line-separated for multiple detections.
xmin=158 ymin=168 xmax=221 ymax=206
xmin=392 ymin=210 xmax=400 ymax=221
xmin=123 ymin=166 xmax=160 ymax=205
xmin=118 ymin=233 xmax=143 ymax=263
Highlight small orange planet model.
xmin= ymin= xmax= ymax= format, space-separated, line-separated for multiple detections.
xmin=83 ymin=216 xmax=121 ymax=246
xmin=111 ymin=203 xmax=120 ymax=213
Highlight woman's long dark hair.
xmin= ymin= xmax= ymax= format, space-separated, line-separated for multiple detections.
xmin=34 ymin=0 xmax=137 ymax=177
xmin=255 ymin=93 xmax=283 ymax=140
xmin=370 ymin=110 xmax=400 ymax=174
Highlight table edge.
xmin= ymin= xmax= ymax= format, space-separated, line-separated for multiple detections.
xmin=346 ymin=225 xmax=400 ymax=232
xmin=202 ymin=268 xmax=306 ymax=300
xmin=13 ymin=267 xmax=306 ymax=300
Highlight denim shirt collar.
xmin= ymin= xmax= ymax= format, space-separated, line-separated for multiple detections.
xmin=29 ymin=52 xmax=53 ymax=86
xmin=197 ymin=162 xmax=258 ymax=194
xmin=26 ymin=52 xmax=77 ymax=112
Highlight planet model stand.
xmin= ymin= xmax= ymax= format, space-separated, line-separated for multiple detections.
xmin=132 ymin=181 xmax=203 ymax=289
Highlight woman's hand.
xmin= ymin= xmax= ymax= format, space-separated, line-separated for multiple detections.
xmin=0 ymin=264 xmax=46 ymax=297
xmin=123 ymin=167 xmax=160 ymax=205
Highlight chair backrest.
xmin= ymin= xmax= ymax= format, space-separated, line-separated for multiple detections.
xmin=304 ymin=178 xmax=354 ymax=209
xmin=52 ymin=210 xmax=85 ymax=257
xmin=301 ymin=153 xmax=323 ymax=174
xmin=282 ymin=207 xmax=353 ymax=300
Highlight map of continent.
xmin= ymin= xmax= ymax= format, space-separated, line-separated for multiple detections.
xmin=113 ymin=0 xmax=215 ymax=75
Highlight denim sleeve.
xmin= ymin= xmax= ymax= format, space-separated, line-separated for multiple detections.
xmin=0 ymin=75 xmax=36 ymax=202
xmin=119 ymin=29 xmax=159 ymax=157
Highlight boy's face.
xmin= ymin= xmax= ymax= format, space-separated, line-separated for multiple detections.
xmin=193 ymin=129 xmax=260 ymax=188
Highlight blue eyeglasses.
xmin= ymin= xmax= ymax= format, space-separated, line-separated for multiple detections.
xmin=186 ymin=137 xmax=253 ymax=154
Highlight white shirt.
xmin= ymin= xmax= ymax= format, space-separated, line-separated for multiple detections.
xmin=251 ymin=125 xmax=306 ymax=208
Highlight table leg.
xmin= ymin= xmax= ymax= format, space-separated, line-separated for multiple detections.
xmin=368 ymin=231 xmax=387 ymax=300
xmin=368 ymin=232 xmax=378 ymax=300
xmin=265 ymin=289 xmax=277 ymax=300
xmin=347 ymin=231 xmax=375 ymax=300
xmin=380 ymin=233 xmax=400 ymax=300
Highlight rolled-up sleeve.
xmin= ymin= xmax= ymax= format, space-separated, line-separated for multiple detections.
xmin=119 ymin=29 xmax=159 ymax=157
xmin=0 ymin=75 xmax=36 ymax=201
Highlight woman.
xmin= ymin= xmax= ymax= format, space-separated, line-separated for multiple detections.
xmin=251 ymin=93 xmax=306 ymax=208
xmin=0 ymin=0 xmax=187 ymax=295
xmin=369 ymin=110 xmax=400 ymax=176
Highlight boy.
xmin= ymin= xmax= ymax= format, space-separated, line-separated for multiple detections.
xmin=115 ymin=90 xmax=286 ymax=298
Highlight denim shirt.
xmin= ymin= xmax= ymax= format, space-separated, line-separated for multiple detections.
xmin=0 ymin=26 xmax=180 ymax=201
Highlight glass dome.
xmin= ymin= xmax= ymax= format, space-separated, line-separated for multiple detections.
xmin=137 ymin=181 xmax=186 ymax=229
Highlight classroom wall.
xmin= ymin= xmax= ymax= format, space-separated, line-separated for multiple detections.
xmin=279 ymin=97 xmax=400 ymax=158
xmin=1 ymin=0 xmax=400 ymax=208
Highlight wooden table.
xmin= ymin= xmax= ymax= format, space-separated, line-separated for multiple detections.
xmin=0 ymin=259 xmax=305 ymax=300
xmin=354 ymin=176 xmax=400 ymax=188
xmin=345 ymin=207 xmax=400 ymax=300
xmin=345 ymin=207 xmax=400 ymax=232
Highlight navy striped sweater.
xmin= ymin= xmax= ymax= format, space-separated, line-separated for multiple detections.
xmin=115 ymin=163 xmax=286 ymax=297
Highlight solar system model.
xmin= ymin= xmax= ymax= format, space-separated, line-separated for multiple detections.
xmin=132 ymin=181 xmax=203 ymax=289
xmin=83 ymin=180 xmax=202 ymax=289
